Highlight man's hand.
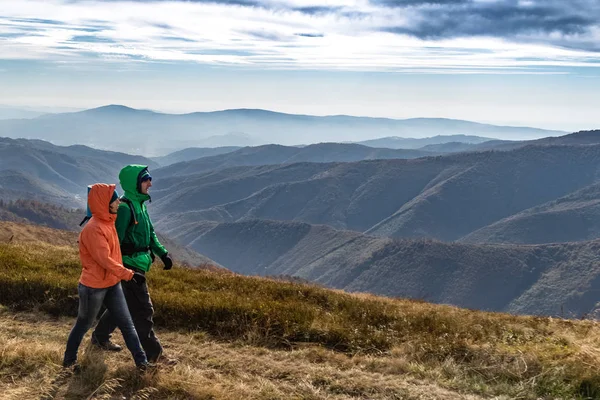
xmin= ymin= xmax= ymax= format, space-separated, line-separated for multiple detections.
xmin=161 ymin=254 xmax=173 ymax=270
xmin=131 ymin=272 xmax=146 ymax=285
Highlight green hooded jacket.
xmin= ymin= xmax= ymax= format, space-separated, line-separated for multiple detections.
xmin=116 ymin=164 xmax=168 ymax=272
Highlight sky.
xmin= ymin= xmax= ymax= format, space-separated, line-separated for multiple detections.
xmin=1 ymin=0 xmax=600 ymax=131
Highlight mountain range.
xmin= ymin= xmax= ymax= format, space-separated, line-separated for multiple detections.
xmin=152 ymin=146 xmax=242 ymax=166
xmin=3 ymin=130 xmax=599 ymax=247
xmin=150 ymin=129 xmax=599 ymax=168
xmin=355 ymin=134 xmax=496 ymax=149
xmin=151 ymin=136 xmax=502 ymax=167
xmin=0 ymin=138 xmax=448 ymax=204
xmin=151 ymin=134 xmax=600 ymax=244
xmin=155 ymin=143 xmax=437 ymax=175
xmin=0 ymin=105 xmax=566 ymax=155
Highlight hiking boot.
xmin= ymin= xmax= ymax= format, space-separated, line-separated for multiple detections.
xmin=91 ymin=336 xmax=122 ymax=352
xmin=150 ymin=350 xmax=178 ymax=366
xmin=62 ymin=360 xmax=81 ymax=374
xmin=157 ymin=354 xmax=178 ymax=366
xmin=136 ymin=362 xmax=157 ymax=372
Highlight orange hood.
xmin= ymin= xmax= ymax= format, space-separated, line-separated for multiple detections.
xmin=88 ymin=183 xmax=117 ymax=222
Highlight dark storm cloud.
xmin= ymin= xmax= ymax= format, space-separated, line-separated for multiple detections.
xmin=378 ymin=0 xmax=600 ymax=51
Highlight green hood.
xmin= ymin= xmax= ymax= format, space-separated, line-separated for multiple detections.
xmin=119 ymin=164 xmax=151 ymax=202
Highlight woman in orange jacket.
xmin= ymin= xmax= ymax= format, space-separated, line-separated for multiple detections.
xmin=63 ymin=183 xmax=150 ymax=370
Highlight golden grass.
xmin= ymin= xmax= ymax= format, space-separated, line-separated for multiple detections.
xmin=1 ymin=238 xmax=600 ymax=398
xmin=0 ymin=308 xmax=487 ymax=400
xmin=0 ymin=221 xmax=78 ymax=246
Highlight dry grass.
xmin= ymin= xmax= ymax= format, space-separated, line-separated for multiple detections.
xmin=0 ymin=309 xmax=486 ymax=400
xmin=2 ymin=234 xmax=600 ymax=398
xmin=0 ymin=221 xmax=78 ymax=246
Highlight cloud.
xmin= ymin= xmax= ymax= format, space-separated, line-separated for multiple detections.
xmin=295 ymin=33 xmax=324 ymax=37
xmin=291 ymin=6 xmax=342 ymax=15
xmin=379 ymin=0 xmax=600 ymax=50
xmin=70 ymin=35 xmax=116 ymax=43
xmin=0 ymin=0 xmax=599 ymax=72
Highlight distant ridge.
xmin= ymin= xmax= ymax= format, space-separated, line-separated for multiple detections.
xmin=0 ymin=104 xmax=567 ymax=154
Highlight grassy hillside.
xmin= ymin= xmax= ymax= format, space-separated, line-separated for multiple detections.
xmin=0 ymin=199 xmax=81 ymax=230
xmin=0 ymin=309 xmax=491 ymax=400
xmin=2 ymin=234 xmax=600 ymax=399
xmin=0 ymin=221 xmax=79 ymax=246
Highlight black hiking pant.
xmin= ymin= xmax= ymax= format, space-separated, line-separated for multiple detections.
xmin=92 ymin=267 xmax=163 ymax=362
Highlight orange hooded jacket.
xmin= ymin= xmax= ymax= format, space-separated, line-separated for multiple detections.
xmin=78 ymin=183 xmax=134 ymax=288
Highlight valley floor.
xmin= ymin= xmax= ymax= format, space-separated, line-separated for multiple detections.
xmin=0 ymin=308 xmax=492 ymax=400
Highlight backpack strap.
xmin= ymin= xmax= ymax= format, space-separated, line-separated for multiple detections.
xmin=120 ymin=197 xmax=138 ymax=225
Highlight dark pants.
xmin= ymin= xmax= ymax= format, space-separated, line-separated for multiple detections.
xmin=64 ymin=282 xmax=147 ymax=367
xmin=93 ymin=269 xmax=163 ymax=362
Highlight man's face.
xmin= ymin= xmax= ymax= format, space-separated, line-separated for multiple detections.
xmin=109 ymin=198 xmax=121 ymax=214
xmin=140 ymin=178 xmax=152 ymax=195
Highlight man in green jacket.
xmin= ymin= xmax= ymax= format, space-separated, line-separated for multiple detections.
xmin=92 ymin=165 xmax=174 ymax=363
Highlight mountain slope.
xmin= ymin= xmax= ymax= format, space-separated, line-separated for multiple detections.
xmin=365 ymin=144 xmax=600 ymax=240
xmin=156 ymin=143 xmax=436 ymax=177
xmin=0 ymin=106 xmax=45 ymax=120
xmin=152 ymin=146 xmax=241 ymax=166
xmin=418 ymin=141 xmax=479 ymax=153
xmin=0 ymin=169 xmax=75 ymax=205
xmin=0 ymin=105 xmax=565 ymax=155
xmin=157 ymin=218 xmax=600 ymax=317
xmin=16 ymin=138 xmax=159 ymax=168
xmin=418 ymin=130 xmax=600 ymax=155
xmin=357 ymin=134 xmax=497 ymax=149
xmin=0 ymin=137 xmax=157 ymax=206
xmin=532 ymin=129 xmax=600 ymax=146
xmin=460 ymin=182 xmax=600 ymax=244
xmin=153 ymin=143 xmax=600 ymax=241
xmin=463 ymin=129 xmax=600 ymax=153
